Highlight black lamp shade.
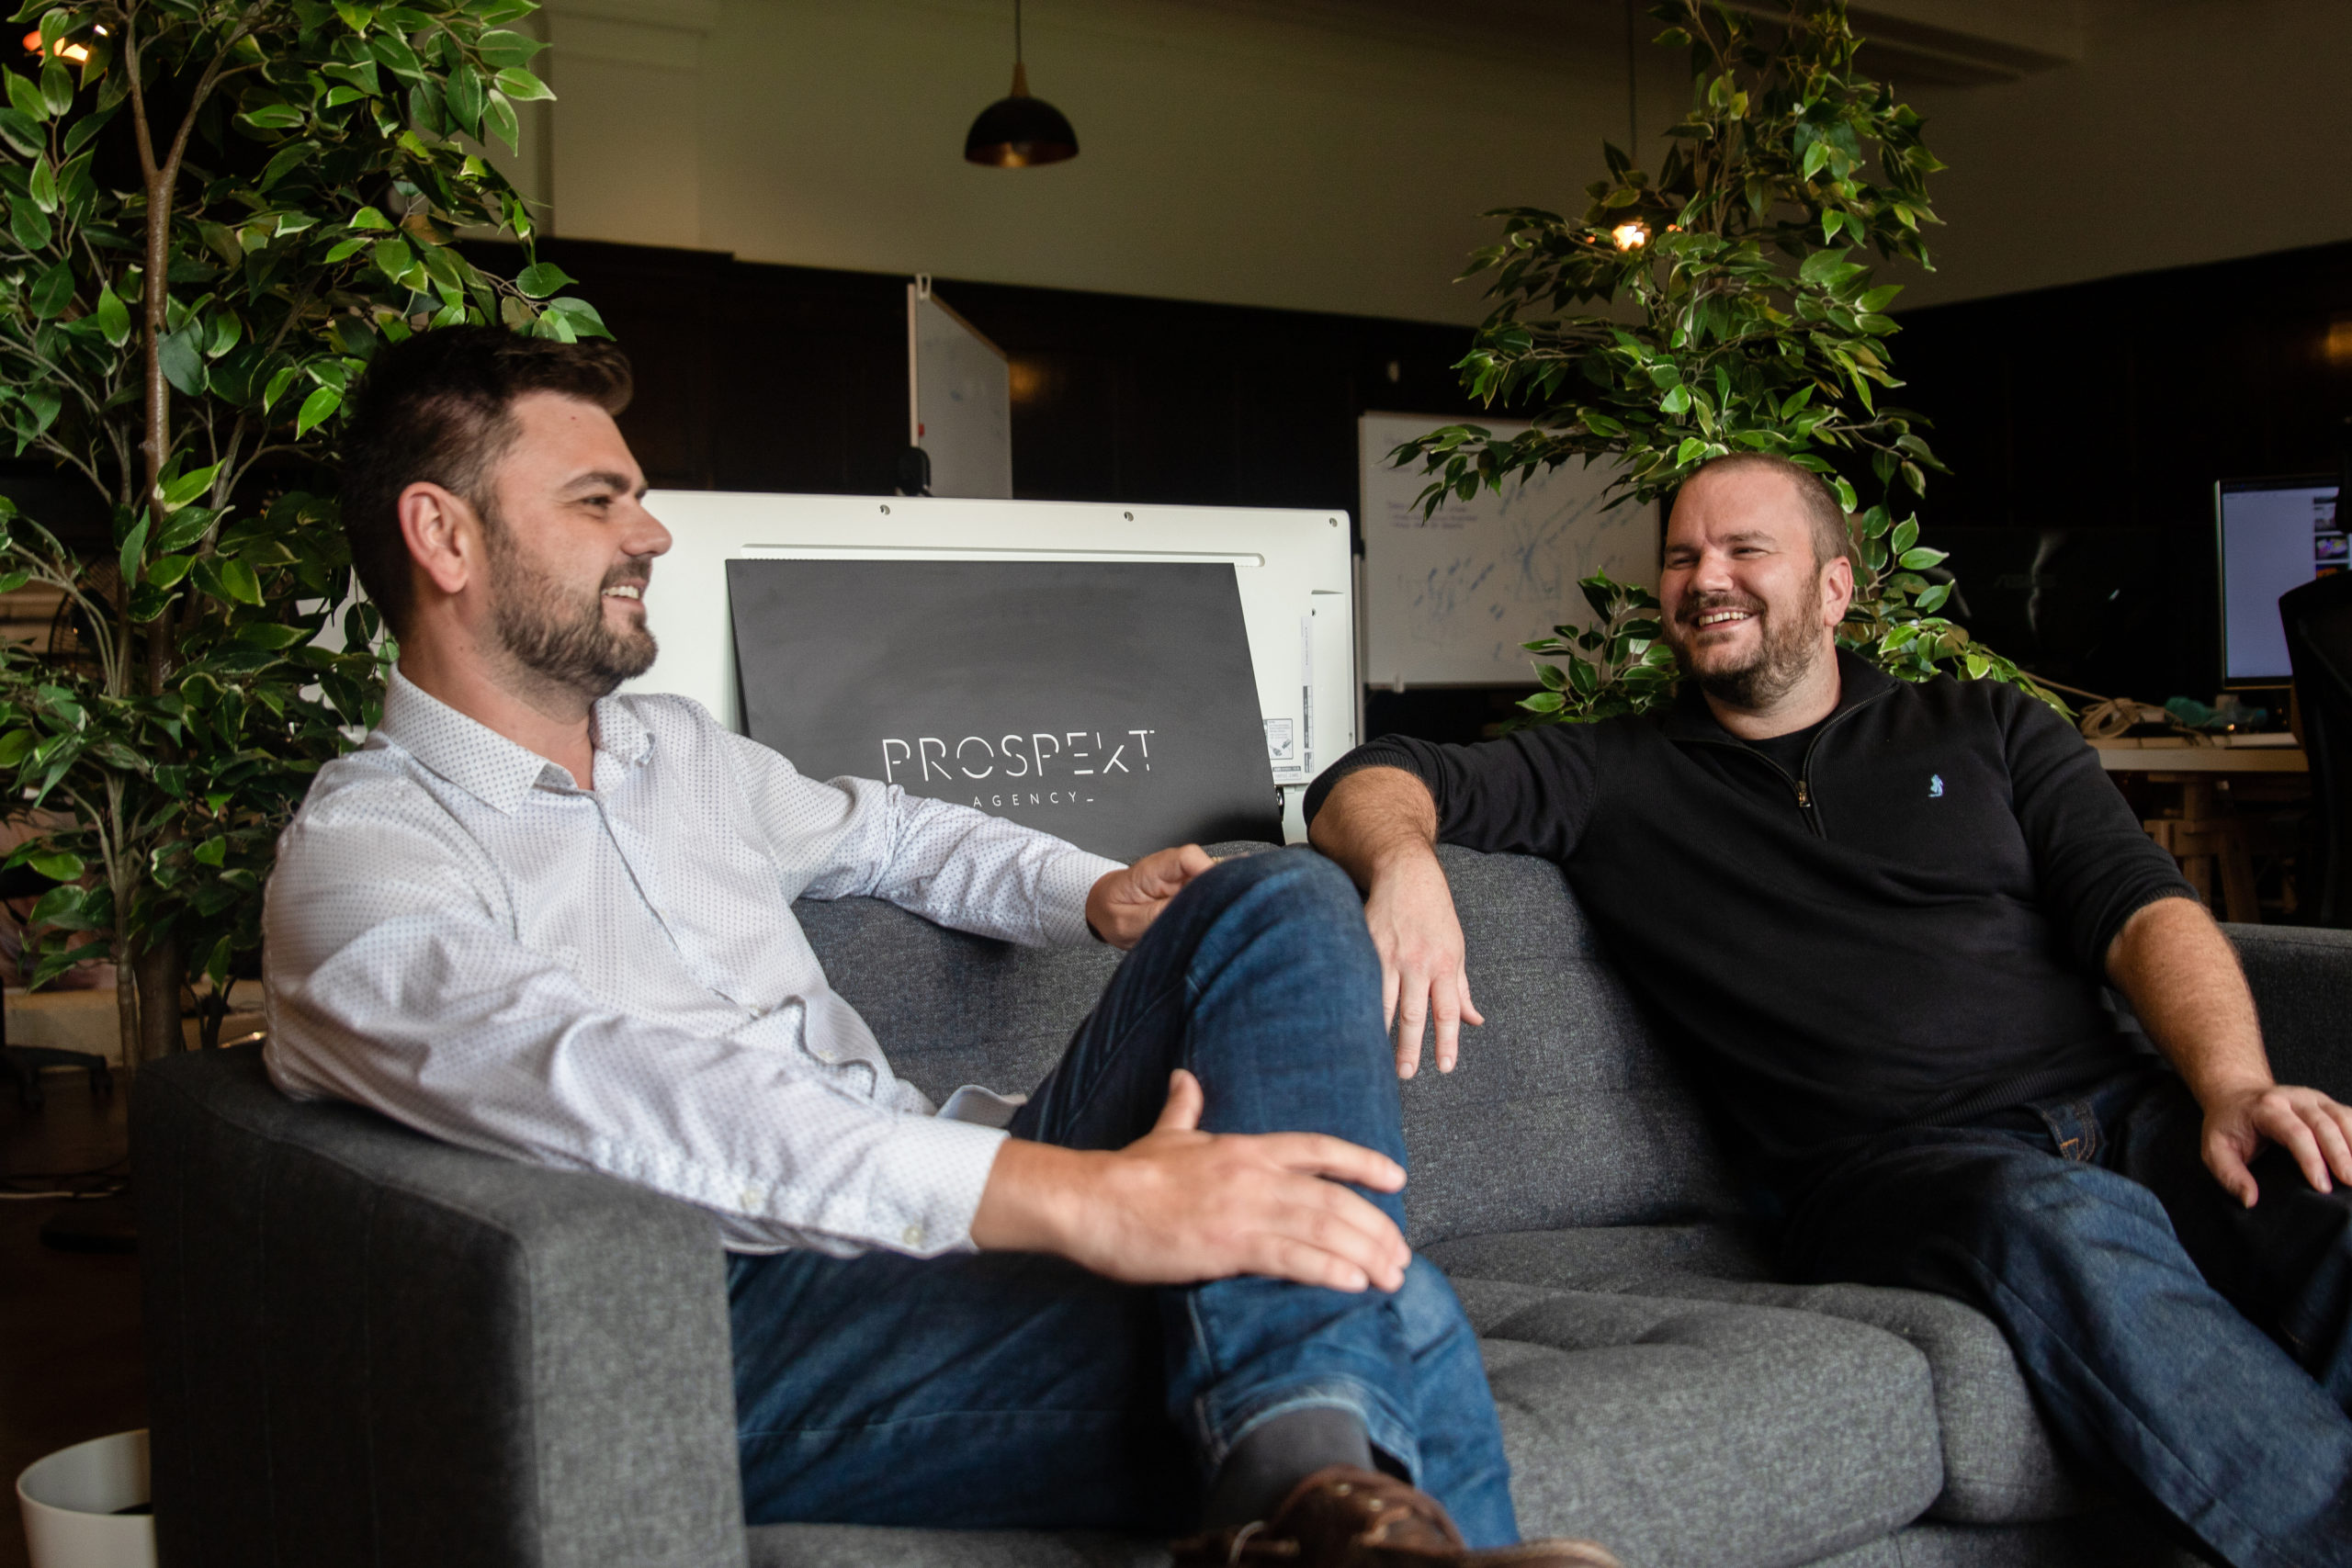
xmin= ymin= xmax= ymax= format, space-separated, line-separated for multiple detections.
xmin=965 ymin=66 xmax=1078 ymax=167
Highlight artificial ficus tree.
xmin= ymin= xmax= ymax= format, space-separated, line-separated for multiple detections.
xmin=0 ymin=0 xmax=605 ymax=1066
xmin=1394 ymin=0 xmax=2059 ymax=724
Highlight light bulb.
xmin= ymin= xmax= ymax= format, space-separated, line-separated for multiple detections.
xmin=1611 ymin=219 xmax=1651 ymax=252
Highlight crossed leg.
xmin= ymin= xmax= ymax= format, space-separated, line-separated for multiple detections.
xmin=729 ymin=849 xmax=1516 ymax=1542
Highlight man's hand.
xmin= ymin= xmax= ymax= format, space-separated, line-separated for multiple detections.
xmin=971 ymin=1069 xmax=1411 ymax=1292
xmin=2200 ymin=1082 xmax=2352 ymax=1208
xmin=1306 ymin=766 xmax=1481 ymax=1078
xmin=2106 ymin=896 xmax=2352 ymax=1207
xmin=1363 ymin=848 xmax=1483 ymax=1079
xmin=1086 ymin=844 xmax=1216 ymax=950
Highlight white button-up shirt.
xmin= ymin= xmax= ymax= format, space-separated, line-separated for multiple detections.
xmin=262 ymin=670 xmax=1122 ymax=1258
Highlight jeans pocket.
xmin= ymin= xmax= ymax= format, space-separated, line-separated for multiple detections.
xmin=2035 ymin=1096 xmax=2103 ymax=1163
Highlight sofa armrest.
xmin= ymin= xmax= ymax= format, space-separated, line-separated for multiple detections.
xmin=2224 ymin=923 xmax=2352 ymax=1100
xmin=136 ymin=1045 xmax=747 ymax=1568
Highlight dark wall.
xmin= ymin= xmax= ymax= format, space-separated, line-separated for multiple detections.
xmin=1890 ymin=238 xmax=2352 ymax=701
xmin=519 ymin=237 xmax=1483 ymax=520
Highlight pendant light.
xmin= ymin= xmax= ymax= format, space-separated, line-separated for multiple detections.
xmin=964 ymin=0 xmax=1079 ymax=168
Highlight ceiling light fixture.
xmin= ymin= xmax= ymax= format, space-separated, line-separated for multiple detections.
xmin=964 ymin=0 xmax=1078 ymax=168
xmin=20 ymin=29 xmax=90 ymax=62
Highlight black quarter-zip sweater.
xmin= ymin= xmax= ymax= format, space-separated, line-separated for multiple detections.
xmin=1304 ymin=650 xmax=2194 ymax=1174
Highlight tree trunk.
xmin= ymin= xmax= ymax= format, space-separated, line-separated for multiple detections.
xmin=112 ymin=934 xmax=140 ymax=1081
xmin=134 ymin=932 xmax=184 ymax=1063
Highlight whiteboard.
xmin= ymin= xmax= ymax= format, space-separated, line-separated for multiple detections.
xmin=1359 ymin=412 xmax=1659 ymax=687
xmin=909 ymin=281 xmax=1012 ymax=499
xmin=619 ymin=492 xmax=1357 ymax=840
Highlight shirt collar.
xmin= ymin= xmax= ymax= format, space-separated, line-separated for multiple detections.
xmin=1658 ymin=646 xmax=1896 ymax=745
xmin=379 ymin=668 xmax=655 ymax=814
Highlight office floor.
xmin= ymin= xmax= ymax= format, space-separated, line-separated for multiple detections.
xmin=0 ymin=1074 xmax=145 ymax=1568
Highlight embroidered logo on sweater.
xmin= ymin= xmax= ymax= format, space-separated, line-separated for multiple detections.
xmin=1928 ymin=773 xmax=1946 ymax=798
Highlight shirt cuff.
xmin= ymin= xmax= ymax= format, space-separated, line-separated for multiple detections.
xmin=1037 ymin=847 xmax=1125 ymax=946
xmin=854 ymin=1113 xmax=1011 ymax=1257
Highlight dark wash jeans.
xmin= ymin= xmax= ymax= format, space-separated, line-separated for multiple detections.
xmin=1778 ymin=1064 xmax=2352 ymax=1568
xmin=726 ymin=848 xmax=1518 ymax=1543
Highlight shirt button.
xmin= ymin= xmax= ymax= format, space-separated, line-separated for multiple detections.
xmin=901 ymin=1224 xmax=924 ymax=1247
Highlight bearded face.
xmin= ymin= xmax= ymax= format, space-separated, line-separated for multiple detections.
xmin=481 ymin=505 xmax=659 ymax=700
xmin=1661 ymin=575 xmax=1825 ymax=711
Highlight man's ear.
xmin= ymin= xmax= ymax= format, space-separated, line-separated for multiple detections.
xmin=397 ymin=481 xmax=481 ymax=600
xmin=1820 ymin=552 xmax=1857 ymax=626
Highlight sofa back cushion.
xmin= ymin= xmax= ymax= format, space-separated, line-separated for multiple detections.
xmin=794 ymin=844 xmax=1740 ymax=1248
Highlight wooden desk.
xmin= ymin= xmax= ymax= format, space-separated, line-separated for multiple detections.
xmin=2090 ymin=739 xmax=2309 ymax=919
xmin=2091 ymin=739 xmax=2307 ymax=773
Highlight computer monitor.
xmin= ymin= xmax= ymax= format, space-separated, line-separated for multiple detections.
xmin=2216 ymin=475 xmax=2344 ymax=685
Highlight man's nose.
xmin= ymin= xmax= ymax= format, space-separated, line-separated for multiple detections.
xmin=625 ymin=500 xmax=673 ymax=559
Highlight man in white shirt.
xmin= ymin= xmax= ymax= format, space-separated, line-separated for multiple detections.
xmin=262 ymin=327 xmax=1614 ymax=1568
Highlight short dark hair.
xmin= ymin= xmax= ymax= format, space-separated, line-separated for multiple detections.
xmin=338 ymin=326 xmax=633 ymax=637
xmin=1684 ymin=453 xmax=1850 ymax=571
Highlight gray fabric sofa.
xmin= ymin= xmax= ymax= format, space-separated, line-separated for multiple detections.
xmin=135 ymin=844 xmax=2352 ymax=1567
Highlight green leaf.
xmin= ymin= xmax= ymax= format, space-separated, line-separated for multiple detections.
xmin=6 ymin=71 xmax=48 ymax=124
xmin=27 ymin=152 xmax=57 ymax=213
xmin=239 ymin=102 xmax=305 ymax=130
xmin=295 ymin=385 xmax=343 ymax=437
xmin=216 ymin=558 xmax=265 ymax=607
xmin=147 ymin=554 xmax=197 ymax=590
xmin=347 ymin=205 xmax=394 ymax=231
xmin=232 ymin=622 xmax=308 ymax=649
xmin=161 ymin=464 xmax=222 ymax=508
xmin=159 ymin=327 xmax=206 ymax=395
xmin=514 ymin=261 xmax=574 ymax=299
xmin=1897 ymin=547 xmax=1947 ymax=570
xmin=492 ymin=68 xmax=554 ymax=103
xmin=264 ymin=363 xmax=300 ymax=413
xmin=0 ymin=105 xmax=40 ymax=155
xmin=446 ymin=63 xmax=486 ymax=134
xmin=93 ymin=284 xmax=130 ymax=345
xmin=28 ymin=256 xmax=74 ymax=317
xmin=10 ymin=196 xmax=52 ymax=252
xmin=118 ymin=514 xmax=150 ymax=584
xmin=483 ymin=89 xmax=519 ymax=151
xmin=39 ymin=58 xmax=71 ymax=117
xmin=541 ymin=296 xmax=610 ymax=338
xmin=0 ymin=730 xmax=32 ymax=769
xmin=477 ymin=28 xmax=546 ymax=67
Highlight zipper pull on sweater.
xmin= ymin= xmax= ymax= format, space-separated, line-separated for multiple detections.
xmin=1796 ymin=778 xmax=1812 ymax=808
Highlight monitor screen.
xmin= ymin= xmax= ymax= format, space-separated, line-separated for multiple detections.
xmin=2217 ymin=476 xmax=2343 ymax=682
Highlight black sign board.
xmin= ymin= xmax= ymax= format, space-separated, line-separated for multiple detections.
xmin=727 ymin=558 xmax=1281 ymax=861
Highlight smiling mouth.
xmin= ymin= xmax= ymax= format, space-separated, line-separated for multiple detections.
xmin=1693 ymin=608 xmax=1752 ymax=628
xmin=602 ymin=584 xmax=644 ymax=601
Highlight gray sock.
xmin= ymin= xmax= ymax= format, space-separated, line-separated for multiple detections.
xmin=1200 ymin=1406 xmax=1375 ymax=1530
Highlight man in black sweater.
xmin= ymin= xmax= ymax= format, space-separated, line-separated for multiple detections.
xmin=1306 ymin=453 xmax=2352 ymax=1568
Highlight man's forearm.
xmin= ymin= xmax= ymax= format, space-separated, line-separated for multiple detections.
xmin=1308 ymin=766 xmax=1442 ymax=886
xmin=2105 ymin=895 xmax=2272 ymax=1104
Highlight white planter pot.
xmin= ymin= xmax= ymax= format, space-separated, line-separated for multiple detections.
xmin=16 ymin=1430 xmax=155 ymax=1568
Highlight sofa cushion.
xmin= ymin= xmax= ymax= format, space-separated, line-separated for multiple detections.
xmin=1426 ymin=1228 xmax=2095 ymax=1527
xmin=1391 ymin=848 xmax=1748 ymax=1247
xmin=1452 ymin=1277 xmax=1943 ymax=1568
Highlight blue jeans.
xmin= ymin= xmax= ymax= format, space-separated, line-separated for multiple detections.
xmin=728 ymin=848 xmax=1518 ymax=1542
xmin=1777 ymin=1065 xmax=2352 ymax=1568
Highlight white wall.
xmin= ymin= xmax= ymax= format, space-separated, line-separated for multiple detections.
xmin=524 ymin=0 xmax=2352 ymax=323
xmin=1891 ymin=0 xmax=2352 ymax=309
xmin=534 ymin=0 xmax=1686 ymax=324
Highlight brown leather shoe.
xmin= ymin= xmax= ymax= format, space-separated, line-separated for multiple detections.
xmin=1170 ymin=1465 xmax=1623 ymax=1567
